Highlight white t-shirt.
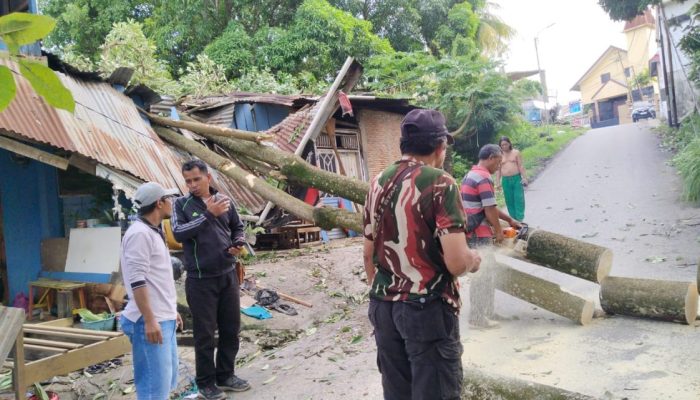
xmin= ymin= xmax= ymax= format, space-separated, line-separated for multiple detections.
xmin=120 ymin=219 xmax=177 ymax=323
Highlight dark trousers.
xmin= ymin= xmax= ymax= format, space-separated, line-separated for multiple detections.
xmin=185 ymin=270 xmax=240 ymax=387
xmin=368 ymin=298 xmax=463 ymax=400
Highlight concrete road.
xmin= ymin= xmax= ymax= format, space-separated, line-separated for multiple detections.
xmin=462 ymin=121 xmax=700 ymax=399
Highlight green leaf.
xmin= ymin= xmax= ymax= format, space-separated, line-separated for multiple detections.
xmin=0 ymin=13 xmax=56 ymax=46
xmin=0 ymin=65 xmax=16 ymax=112
xmin=0 ymin=18 xmax=30 ymax=36
xmin=19 ymin=60 xmax=75 ymax=113
xmin=33 ymin=383 xmax=49 ymax=400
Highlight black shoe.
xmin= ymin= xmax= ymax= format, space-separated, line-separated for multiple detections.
xmin=217 ymin=375 xmax=251 ymax=392
xmin=198 ymin=385 xmax=226 ymax=399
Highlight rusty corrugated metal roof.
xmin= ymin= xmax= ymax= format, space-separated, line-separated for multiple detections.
xmin=0 ymin=58 xmax=187 ymax=193
xmin=181 ymin=92 xmax=316 ymax=112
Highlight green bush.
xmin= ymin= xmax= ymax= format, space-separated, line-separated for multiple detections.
xmin=671 ymin=113 xmax=700 ymax=202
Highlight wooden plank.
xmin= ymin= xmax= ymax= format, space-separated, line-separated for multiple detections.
xmin=34 ymin=317 xmax=75 ymax=328
xmin=0 ymin=135 xmax=70 ymax=170
xmin=22 ymin=336 xmax=130 ymax=386
xmin=29 ymin=280 xmax=86 ymax=290
xmin=40 ymin=238 xmax=69 ymax=272
xmin=23 ymin=328 xmax=105 ymax=341
xmin=23 ymin=324 xmax=121 ymax=337
xmin=0 ymin=306 xmax=25 ymax=365
xmin=12 ymin=329 xmax=25 ymax=400
xmin=23 ymin=338 xmax=82 ymax=350
xmin=25 ymin=344 xmax=67 ymax=353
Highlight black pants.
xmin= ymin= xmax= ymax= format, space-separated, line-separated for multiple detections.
xmin=368 ymin=298 xmax=463 ymax=400
xmin=185 ymin=270 xmax=240 ymax=387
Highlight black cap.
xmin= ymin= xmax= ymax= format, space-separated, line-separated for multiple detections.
xmin=400 ymin=109 xmax=454 ymax=145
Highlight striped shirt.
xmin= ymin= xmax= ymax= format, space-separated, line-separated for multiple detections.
xmin=461 ymin=165 xmax=496 ymax=238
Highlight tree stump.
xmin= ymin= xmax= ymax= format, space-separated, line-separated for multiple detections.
xmin=495 ymin=262 xmax=594 ymax=325
xmin=462 ymin=368 xmax=596 ymax=400
xmin=524 ymin=230 xmax=612 ymax=283
xmin=600 ymin=276 xmax=698 ymax=325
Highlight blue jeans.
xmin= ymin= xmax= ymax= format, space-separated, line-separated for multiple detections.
xmin=121 ymin=317 xmax=178 ymax=400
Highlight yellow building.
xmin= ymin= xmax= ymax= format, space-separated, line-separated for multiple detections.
xmin=571 ymin=10 xmax=658 ymax=128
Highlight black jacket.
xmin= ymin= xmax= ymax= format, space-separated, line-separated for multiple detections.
xmin=171 ymin=189 xmax=246 ymax=279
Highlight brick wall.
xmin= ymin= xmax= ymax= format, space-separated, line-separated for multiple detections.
xmin=358 ymin=109 xmax=403 ymax=180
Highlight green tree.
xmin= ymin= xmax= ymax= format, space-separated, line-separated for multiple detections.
xmin=203 ymin=21 xmax=254 ymax=79
xmin=99 ymin=20 xmax=177 ymax=94
xmin=178 ymin=54 xmax=230 ymax=97
xmin=435 ymin=1 xmax=479 ymax=56
xmin=597 ymin=0 xmax=658 ymax=21
xmin=259 ymin=0 xmax=393 ymax=79
xmin=469 ymin=1 xmax=515 ymax=57
xmin=40 ymin=0 xmax=152 ymax=62
xmin=512 ymin=79 xmax=543 ymax=101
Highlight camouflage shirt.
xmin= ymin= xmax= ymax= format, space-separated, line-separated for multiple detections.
xmin=363 ymin=157 xmax=467 ymax=310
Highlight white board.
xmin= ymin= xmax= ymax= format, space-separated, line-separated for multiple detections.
xmin=65 ymin=227 xmax=122 ymax=274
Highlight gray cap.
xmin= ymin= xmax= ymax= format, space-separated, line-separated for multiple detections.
xmin=134 ymin=182 xmax=179 ymax=207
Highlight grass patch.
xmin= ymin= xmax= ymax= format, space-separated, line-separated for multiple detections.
xmin=658 ymin=113 xmax=700 ymax=202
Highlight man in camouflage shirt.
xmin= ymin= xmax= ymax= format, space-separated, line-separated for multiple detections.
xmin=363 ymin=109 xmax=482 ymax=400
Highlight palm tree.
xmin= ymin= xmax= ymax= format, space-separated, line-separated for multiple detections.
xmin=472 ymin=1 xmax=515 ymax=57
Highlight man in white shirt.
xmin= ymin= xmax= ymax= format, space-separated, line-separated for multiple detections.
xmin=120 ymin=182 xmax=182 ymax=400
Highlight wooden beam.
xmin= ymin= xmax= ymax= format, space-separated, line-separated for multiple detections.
xmin=12 ymin=328 xmax=25 ymax=400
xmin=68 ymin=153 xmax=97 ymax=175
xmin=23 ymin=328 xmax=105 ymax=341
xmin=0 ymin=306 xmax=25 ymax=365
xmin=21 ymin=336 xmax=130 ymax=386
xmin=34 ymin=317 xmax=74 ymax=328
xmin=0 ymin=135 xmax=69 ymax=170
xmin=24 ymin=338 xmax=82 ymax=350
xmin=24 ymin=344 xmax=67 ymax=353
xmin=22 ymin=324 xmax=122 ymax=337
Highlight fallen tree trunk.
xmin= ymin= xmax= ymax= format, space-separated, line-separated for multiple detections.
xmin=495 ymin=261 xmax=594 ymax=325
xmin=187 ymin=130 xmax=369 ymax=205
xmin=600 ymin=276 xmax=698 ymax=325
xmin=523 ymin=230 xmax=612 ymax=283
xmin=147 ymin=110 xmax=273 ymax=143
xmin=462 ymin=368 xmax=596 ymax=400
xmin=154 ymin=126 xmax=363 ymax=232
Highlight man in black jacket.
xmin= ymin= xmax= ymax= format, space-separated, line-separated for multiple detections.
xmin=172 ymin=160 xmax=250 ymax=399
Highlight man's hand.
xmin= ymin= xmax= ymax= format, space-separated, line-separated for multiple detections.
xmin=206 ymin=195 xmax=230 ymax=217
xmin=469 ymin=250 xmax=481 ymax=273
xmin=227 ymin=246 xmax=243 ymax=256
xmin=521 ymin=178 xmax=529 ymax=187
xmin=508 ymin=219 xmax=522 ymax=229
xmin=144 ymin=318 xmax=163 ymax=344
xmin=176 ymin=313 xmax=184 ymax=331
xmin=494 ymin=229 xmax=505 ymax=244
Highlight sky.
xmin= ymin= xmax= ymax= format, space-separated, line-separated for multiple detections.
xmin=494 ymin=0 xmax=628 ymax=104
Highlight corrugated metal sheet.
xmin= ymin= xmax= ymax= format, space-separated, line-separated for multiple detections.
xmin=181 ymin=92 xmax=316 ymax=111
xmin=0 ymin=58 xmax=187 ymax=193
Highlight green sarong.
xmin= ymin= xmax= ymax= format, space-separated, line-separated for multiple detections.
xmin=502 ymin=174 xmax=525 ymax=221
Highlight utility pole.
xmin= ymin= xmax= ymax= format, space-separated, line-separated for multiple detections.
xmin=534 ymin=23 xmax=555 ymax=125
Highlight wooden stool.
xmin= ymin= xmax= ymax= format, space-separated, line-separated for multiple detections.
xmin=28 ymin=280 xmax=87 ymax=320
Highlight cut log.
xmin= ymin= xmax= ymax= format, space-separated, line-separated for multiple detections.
xmin=462 ymin=368 xmax=596 ymax=400
xmin=494 ymin=261 xmax=594 ymax=325
xmin=600 ymin=277 xmax=698 ymax=324
xmin=524 ymin=230 xmax=612 ymax=283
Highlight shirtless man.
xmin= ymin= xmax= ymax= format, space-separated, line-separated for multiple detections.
xmin=495 ymin=136 xmax=527 ymax=221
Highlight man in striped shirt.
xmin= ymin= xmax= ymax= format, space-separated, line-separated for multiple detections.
xmin=461 ymin=144 xmax=521 ymax=328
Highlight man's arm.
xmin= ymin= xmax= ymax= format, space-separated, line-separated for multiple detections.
xmin=363 ymin=239 xmax=377 ymax=285
xmin=171 ymin=198 xmax=208 ymax=242
xmin=440 ymin=232 xmax=480 ymax=276
xmin=122 ymin=233 xmax=162 ymax=344
xmin=131 ymin=287 xmax=163 ymax=344
xmin=229 ymin=203 xmax=246 ymax=244
xmin=484 ymin=205 xmax=504 ymax=243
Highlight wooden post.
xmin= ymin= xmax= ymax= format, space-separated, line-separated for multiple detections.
xmin=600 ymin=277 xmax=699 ymax=325
xmin=12 ymin=328 xmax=25 ymax=400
